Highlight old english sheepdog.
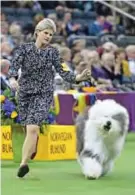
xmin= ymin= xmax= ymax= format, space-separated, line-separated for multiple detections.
xmin=75 ymin=99 xmax=129 ymax=179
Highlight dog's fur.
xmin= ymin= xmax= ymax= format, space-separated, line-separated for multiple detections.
xmin=75 ymin=99 xmax=129 ymax=179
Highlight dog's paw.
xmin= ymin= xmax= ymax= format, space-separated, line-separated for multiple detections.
xmin=85 ymin=175 xmax=97 ymax=180
xmin=84 ymin=167 xmax=102 ymax=179
xmin=83 ymin=158 xmax=102 ymax=179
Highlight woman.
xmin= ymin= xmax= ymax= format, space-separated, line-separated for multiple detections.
xmin=115 ymin=48 xmax=131 ymax=77
xmin=9 ymin=18 xmax=91 ymax=178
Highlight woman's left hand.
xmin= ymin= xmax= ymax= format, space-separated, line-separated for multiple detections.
xmin=76 ymin=69 xmax=91 ymax=82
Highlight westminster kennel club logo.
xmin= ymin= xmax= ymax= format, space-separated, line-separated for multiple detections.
xmin=75 ymin=99 xmax=129 ymax=179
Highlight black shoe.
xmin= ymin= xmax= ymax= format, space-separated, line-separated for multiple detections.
xmin=17 ymin=165 xmax=29 ymax=178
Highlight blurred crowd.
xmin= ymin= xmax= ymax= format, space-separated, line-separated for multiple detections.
xmin=1 ymin=0 xmax=135 ymax=93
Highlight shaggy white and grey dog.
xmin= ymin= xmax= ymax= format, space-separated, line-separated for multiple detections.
xmin=75 ymin=99 xmax=129 ymax=179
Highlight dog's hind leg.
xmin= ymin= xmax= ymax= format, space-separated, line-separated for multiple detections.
xmin=102 ymin=161 xmax=114 ymax=176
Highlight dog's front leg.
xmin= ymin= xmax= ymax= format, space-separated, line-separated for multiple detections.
xmin=80 ymin=120 xmax=103 ymax=179
xmin=80 ymin=150 xmax=103 ymax=179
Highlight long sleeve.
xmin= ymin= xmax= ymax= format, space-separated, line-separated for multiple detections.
xmin=9 ymin=44 xmax=25 ymax=78
xmin=52 ymin=48 xmax=76 ymax=83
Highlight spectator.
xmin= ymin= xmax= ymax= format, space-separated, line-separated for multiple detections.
xmin=34 ymin=13 xmax=45 ymax=26
xmin=74 ymin=61 xmax=97 ymax=89
xmin=101 ymin=53 xmax=118 ymax=79
xmin=80 ymin=49 xmax=90 ymax=63
xmin=1 ymin=41 xmax=13 ymax=60
xmin=0 ymin=11 xmax=7 ymax=22
xmin=54 ymin=46 xmax=74 ymax=91
xmin=115 ymin=48 xmax=130 ymax=77
xmin=113 ymin=49 xmax=135 ymax=91
xmin=71 ymin=39 xmax=86 ymax=59
xmin=0 ymin=59 xmax=11 ymax=90
xmin=126 ymin=45 xmax=135 ymax=75
xmin=32 ymin=0 xmax=42 ymax=12
xmin=74 ymin=61 xmax=88 ymax=75
xmin=88 ymin=15 xmax=108 ymax=36
xmin=64 ymin=12 xmax=83 ymax=36
xmin=47 ymin=13 xmax=57 ymax=24
xmin=102 ymin=42 xmax=118 ymax=54
xmin=55 ymin=5 xmax=65 ymax=20
xmin=1 ymin=21 xmax=9 ymax=35
xmin=103 ymin=16 xmax=113 ymax=33
xmin=72 ymin=52 xmax=82 ymax=68
xmin=56 ymin=19 xmax=67 ymax=36
xmin=87 ymin=50 xmax=112 ymax=89
xmin=92 ymin=53 xmax=117 ymax=90
xmin=59 ymin=46 xmax=73 ymax=70
xmin=9 ymin=23 xmax=23 ymax=47
xmin=47 ymin=13 xmax=66 ymax=36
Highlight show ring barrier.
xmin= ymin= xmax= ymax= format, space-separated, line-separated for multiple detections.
xmin=1 ymin=125 xmax=77 ymax=161
xmin=1 ymin=92 xmax=135 ymax=161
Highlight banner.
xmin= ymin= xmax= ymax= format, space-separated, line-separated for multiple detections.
xmin=35 ymin=125 xmax=76 ymax=160
xmin=1 ymin=126 xmax=13 ymax=159
xmin=0 ymin=125 xmax=76 ymax=161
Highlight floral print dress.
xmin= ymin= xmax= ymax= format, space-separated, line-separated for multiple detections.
xmin=9 ymin=42 xmax=76 ymax=125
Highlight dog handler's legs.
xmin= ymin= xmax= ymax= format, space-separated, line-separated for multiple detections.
xmin=17 ymin=124 xmax=39 ymax=178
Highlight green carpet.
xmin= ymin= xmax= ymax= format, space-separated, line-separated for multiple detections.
xmin=1 ymin=133 xmax=135 ymax=195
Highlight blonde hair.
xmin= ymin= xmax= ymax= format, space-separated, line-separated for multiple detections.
xmin=59 ymin=47 xmax=70 ymax=57
xmin=126 ymin=45 xmax=135 ymax=54
xmin=9 ymin=23 xmax=21 ymax=36
xmin=34 ymin=18 xmax=56 ymax=39
xmin=0 ymin=59 xmax=10 ymax=71
xmin=102 ymin=42 xmax=118 ymax=52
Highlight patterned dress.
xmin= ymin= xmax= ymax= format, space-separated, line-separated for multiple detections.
xmin=9 ymin=42 xmax=76 ymax=125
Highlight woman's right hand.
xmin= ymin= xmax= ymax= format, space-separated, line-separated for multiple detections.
xmin=76 ymin=69 xmax=91 ymax=82
xmin=9 ymin=77 xmax=19 ymax=91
